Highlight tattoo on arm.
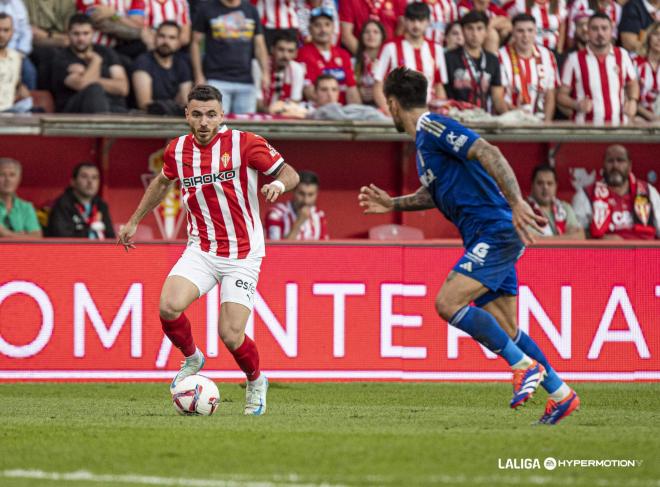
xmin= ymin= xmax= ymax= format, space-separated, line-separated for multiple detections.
xmin=472 ymin=139 xmax=522 ymax=206
xmin=392 ymin=186 xmax=435 ymax=211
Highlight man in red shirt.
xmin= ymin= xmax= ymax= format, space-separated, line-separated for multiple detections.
xmin=266 ymin=170 xmax=329 ymax=240
xmin=118 ymin=85 xmax=301 ymax=415
xmin=297 ymin=7 xmax=361 ymax=104
xmin=573 ymin=144 xmax=660 ymax=239
xmin=340 ymin=0 xmax=406 ymax=54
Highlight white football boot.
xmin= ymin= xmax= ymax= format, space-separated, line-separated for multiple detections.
xmin=244 ymin=375 xmax=269 ymax=416
xmin=170 ymin=348 xmax=205 ymax=391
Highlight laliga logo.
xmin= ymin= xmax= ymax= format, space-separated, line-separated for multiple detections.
xmin=141 ymin=146 xmax=186 ymax=239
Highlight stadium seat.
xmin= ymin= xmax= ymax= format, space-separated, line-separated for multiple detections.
xmin=369 ymin=224 xmax=424 ymax=241
xmin=30 ymin=90 xmax=55 ymax=113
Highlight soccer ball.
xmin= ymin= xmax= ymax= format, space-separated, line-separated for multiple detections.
xmin=171 ymin=375 xmax=220 ymax=416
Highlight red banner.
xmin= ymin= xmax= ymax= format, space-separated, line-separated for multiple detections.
xmin=1 ymin=243 xmax=658 ymax=381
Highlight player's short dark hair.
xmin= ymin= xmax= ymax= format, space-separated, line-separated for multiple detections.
xmin=589 ymin=11 xmax=612 ymax=24
xmin=68 ymin=13 xmax=93 ymax=30
xmin=72 ymin=162 xmax=98 ymax=179
xmin=315 ymin=73 xmax=338 ymax=88
xmin=512 ymin=13 xmax=536 ymax=26
xmin=383 ymin=67 xmax=428 ymax=110
xmin=531 ymin=163 xmax=556 ymax=182
xmin=157 ymin=20 xmax=181 ymax=34
xmin=0 ymin=12 xmax=12 ymax=22
xmin=272 ymin=30 xmax=298 ymax=48
xmin=460 ymin=10 xmax=489 ymax=28
xmin=187 ymin=84 xmax=223 ymax=104
xmin=404 ymin=2 xmax=431 ymax=20
xmin=298 ymin=170 xmax=320 ymax=186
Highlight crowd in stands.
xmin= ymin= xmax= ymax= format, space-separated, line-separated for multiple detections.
xmin=0 ymin=0 xmax=657 ymax=121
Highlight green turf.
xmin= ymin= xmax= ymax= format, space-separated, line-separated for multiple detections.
xmin=0 ymin=382 xmax=658 ymax=487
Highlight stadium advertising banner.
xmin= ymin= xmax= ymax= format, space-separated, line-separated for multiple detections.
xmin=0 ymin=243 xmax=658 ymax=382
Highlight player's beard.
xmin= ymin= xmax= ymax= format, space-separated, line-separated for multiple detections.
xmin=193 ymin=126 xmax=218 ymax=145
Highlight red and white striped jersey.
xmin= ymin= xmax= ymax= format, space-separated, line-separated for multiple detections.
xmin=457 ymin=0 xmax=507 ymax=19
xmin=504 ymin=0 xmax=568 ymax=51
xmin=253 ymin=0 xmax=299 ymax=29
xmin=561 ymin=46 xmax=637 ymax=124
xmin=162 ymin=126 xmax=285 ymax=259
xmin=415 ymin=0 xmax=458 ymax=45
xmin=373 ymin=37 xmax=448 ymax=100
xmin=141 ymin=0 xmax=189 ymax=29
xmin=77 ymin=0 xmax=145 ymax=47
xmin=635 ymin=56 xmax=659 ymax=112
xmin=260 ymin=60 xmax=306 ymax=105
xmin=568 ymin=0 xmax=621 ymax=39
xmin=265 ymin=201 xmax=329 ymax=240
xmin=498 ymin=44 xmax=559 ymax=113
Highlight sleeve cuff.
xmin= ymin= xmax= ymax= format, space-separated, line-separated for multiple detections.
xmin=264 ymin=158 xmax=285 ymax=176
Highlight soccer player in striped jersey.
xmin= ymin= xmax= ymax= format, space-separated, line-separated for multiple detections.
xmin=118 ymin=85 xmax=300 ymax=415
xmin=359 ymin=67 xmax=580 ymax=424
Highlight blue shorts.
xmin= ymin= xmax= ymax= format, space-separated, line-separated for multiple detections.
xmin=453 ymin=226 xmax=524 ymax=307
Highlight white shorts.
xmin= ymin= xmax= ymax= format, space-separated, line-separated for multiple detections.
xmin=168 ymin=245 xmax=262 ymax=310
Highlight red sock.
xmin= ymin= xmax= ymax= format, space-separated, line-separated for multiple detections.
xmin=160 ymin=313 xmax=196 ymax=357
xmin=230 ymin=335 xmax=260 ymax=381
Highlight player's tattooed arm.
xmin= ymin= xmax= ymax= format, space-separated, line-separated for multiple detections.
xmin=392 ymin=186 xmax=435 ymax=211
xmin=468 ymin=139 xmax=547 ymax=245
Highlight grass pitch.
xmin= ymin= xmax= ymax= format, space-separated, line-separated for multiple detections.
xmin=0 ymin=382 xmax=658 ymax=487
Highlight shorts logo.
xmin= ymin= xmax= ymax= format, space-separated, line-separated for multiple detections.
xmin=182 ymin=170 xmax=236 ymax=188
xmin=460 ymin=261 xmax=473 ymax=272
xmin=235 ymin=279 xmax=256 ymax=295
xmin=466 ymin=242 xmax=490 ymax=265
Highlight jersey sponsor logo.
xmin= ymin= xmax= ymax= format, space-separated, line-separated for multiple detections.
xmin=419 ymin=168 xmax=436 ymax=187
xmin=182 ymin=170 xmax=237 ymax=188
xmin=446 ymin=131 xmax=469 ymax=153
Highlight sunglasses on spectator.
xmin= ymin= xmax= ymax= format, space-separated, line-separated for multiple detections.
xmin=310 ymin=7 xmax=335 ymax=19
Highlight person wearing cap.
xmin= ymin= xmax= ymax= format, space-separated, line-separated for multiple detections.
xmin=297 ymin=7 xmax=361 ymax=104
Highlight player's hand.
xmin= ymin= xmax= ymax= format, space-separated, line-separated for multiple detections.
xmin=511 ymin=199 xmax=547 ymax=246
xmin=261 ymin=182 xmax=284 ymax=202
xmin=359 ymin=184 xmax=394 ymax=214
xmin=117 ymin=222 xmax=137 ymax=252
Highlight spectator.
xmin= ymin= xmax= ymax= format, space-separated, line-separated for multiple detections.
xmin=457 ymin=0 xmax=511 ymax=52
xmin=567 ymin=10 xmax=590 ymax=53
xmin=141 ymin=0 xmax=191 ymax=45
xmin=528 ymin=163 xmax=584 ymax=239
xmin=373 ymin=2 xmax=447 ymax=114
xmin=314 ymin=73 xmax=340 ymax=106
xmin=0 ymin=0 xmax=36 ymax=89
xmin=254 ymin=0 xmax=299 ymax=48
xmin=558 ymin=13 xmax=639 ymax=125
xmin=0 ymin=12 xmax=31 ymax=112
xmin=354 ymin=20 xmax=385 ymax=105
xmin=420 ymin=0 xmax=458 ymax=45
xmin=619 ymin=0 xmax=658 ymax=54
xmin=51 ymin=13 xmax=129 ymax=113
xmin=568 ymin=0 xmax=620 ymax=42
xmin=636 ymin=21 xmax=660 ymax=121
xmin=132 ymin=21 xmax=192 ymax=115
xmin=499 ymin=14 xmax=560 ymax=121
xmin=444 ymin=11 xmax=506 ymax=113
xmin=444 ymin=21 xmax=464 ymax=51
xmin=340 ymin=0 xmax=406 ymax=55
xmin=266 ymin=170 xmax=328 ymax=240
xmin=47 ymin=162 xmax=115 ymax=239
xmin=76 ymin=0 xmax=150 ymax=59
xmin=304 ymin=74 xmax=388 ymax=119
xmin=297 ymin=7 xmax=361 ymax=104
xmin=0 ymin=158 xmax=41 ymax=239
xmin=573 ymin=145 xmax=660 ymax=240
xmin=257 ymin=31 xmax=304 ymax=112
xmin=297 ymin=0 xmax=339 ymax=44
xmin=191 ymin=0 xmax=270 ymax=114
xmin=504 ymin=0 xmax=568 ymax=54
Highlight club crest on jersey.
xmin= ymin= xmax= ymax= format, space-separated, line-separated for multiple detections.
xmin=182 ymin=170 xmax=237 ymax=188
xmin=221 ymin=152 xmax=231 ymax=168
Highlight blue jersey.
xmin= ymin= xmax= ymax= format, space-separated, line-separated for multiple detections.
xmin=415 ymin=112 xmax=513 ymax=243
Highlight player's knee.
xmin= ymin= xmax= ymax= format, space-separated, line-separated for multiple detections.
xmin=219 ymin=324 xmax=244 ymax=350
xmin=435 ymin=294 xmax=462 ymax=322
xmin=159 ymin=295 xmax=186 ymax=320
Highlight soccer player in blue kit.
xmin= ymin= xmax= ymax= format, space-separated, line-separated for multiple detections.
xmin=359 ymin=67 xmax=580 ymax=424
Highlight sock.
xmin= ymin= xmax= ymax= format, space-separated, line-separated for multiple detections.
xmin=513 ymin=330 xmax=567 ymax=395
xmin=230 ymin=335 xmax=261 ymax=381
xmin=450 ymin=306 xmax=529 ymax=367
xmin=160 ymin=313 xmax=196 ymax=357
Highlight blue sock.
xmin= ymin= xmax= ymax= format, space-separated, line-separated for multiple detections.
xmin=450 ymin=306 xmax=525 ymax=366
xmin=513 ymin=330 xmax=564 ymax=394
